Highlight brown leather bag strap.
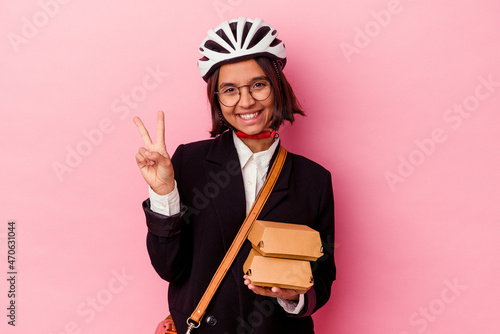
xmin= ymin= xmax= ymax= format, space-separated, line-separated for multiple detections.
xmin=185 ymin=145 xmax=288 ymax=332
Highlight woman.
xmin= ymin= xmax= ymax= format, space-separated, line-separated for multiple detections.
xmin=134 ymin=17 xmax=335 ymax=333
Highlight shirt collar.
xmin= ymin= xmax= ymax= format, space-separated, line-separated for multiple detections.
xmin=232 ymin=131 xmax=280 ymax=170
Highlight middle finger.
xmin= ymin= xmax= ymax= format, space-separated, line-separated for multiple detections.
xmin=156 ymin=110 xmax=165 ymax=144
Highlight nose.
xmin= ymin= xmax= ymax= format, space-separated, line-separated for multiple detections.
xmin=237 ymin=86 xmax=256 ymax=108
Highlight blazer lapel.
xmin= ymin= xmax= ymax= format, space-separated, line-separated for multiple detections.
xmin=202 ymin=132 xmax=247 ymax=251
xmin=258 ymin=144 xmax=292 ymax=219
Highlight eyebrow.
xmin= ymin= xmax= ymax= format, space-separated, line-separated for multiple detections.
xmin=218 ymin=76 xmax=269 ymax=89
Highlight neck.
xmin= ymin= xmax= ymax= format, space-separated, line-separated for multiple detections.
xmin=240 ymin=136 xmax=275 ymax=153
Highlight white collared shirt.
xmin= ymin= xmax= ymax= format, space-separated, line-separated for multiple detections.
xmin=232 ymin=131 xmax=280 ymax=214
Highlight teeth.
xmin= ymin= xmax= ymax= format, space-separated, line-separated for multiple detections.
xmin=239 ymin=111 xmax=260 ymax=120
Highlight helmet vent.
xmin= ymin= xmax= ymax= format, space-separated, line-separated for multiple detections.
xmin=216 ymin=28 xmax=234 ymax=50
xmin=228 ymin=21 xmax=252 ymax=45
xmin=204 ymin=40 xmax=230 ymax=54
xmin=270 ymin=38 xmax=282 ymax=47
xmin=248 ymin=26 xmax=271 ymax=49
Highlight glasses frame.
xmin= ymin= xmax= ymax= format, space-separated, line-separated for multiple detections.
xmin=215 ymin=79 xmax=272 ymax=107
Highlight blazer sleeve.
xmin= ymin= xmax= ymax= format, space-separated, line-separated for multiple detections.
xmin=143 ymin=144 xmax=193 ymax=283
xmin=297 ymin=170 xmax=336 ymax=317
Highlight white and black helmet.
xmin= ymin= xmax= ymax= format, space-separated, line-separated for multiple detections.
xmin=198 ymin=17 xmax=287 ymax=82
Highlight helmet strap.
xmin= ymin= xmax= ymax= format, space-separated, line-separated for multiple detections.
xmin=272 ymin=60 xmax=283 ymax=84
xmin=236 ymin=130 xmax=277 ymax=140
xmin=218 ymin=110 xmax=236 ymax=132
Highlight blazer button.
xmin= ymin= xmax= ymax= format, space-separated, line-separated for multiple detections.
xmin=205 ymin=315 xmax=217 ymax=327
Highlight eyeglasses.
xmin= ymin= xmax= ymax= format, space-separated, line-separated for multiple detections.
xmin=215 ymin=79 xmax=272 ymax=107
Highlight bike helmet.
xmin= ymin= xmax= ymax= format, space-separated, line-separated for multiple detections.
xmin=198 ymin=17 xmax=287 ymax=82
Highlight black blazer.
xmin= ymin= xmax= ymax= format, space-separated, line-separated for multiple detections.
xmin=143 ymin=131 xmax=335 ymax=333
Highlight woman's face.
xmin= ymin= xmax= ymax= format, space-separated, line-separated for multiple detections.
xmin=217 ymin=59 xmax=275 ymax=135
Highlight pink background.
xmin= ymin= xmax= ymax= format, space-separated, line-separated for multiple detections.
xmin=1 ymin=0 xmax=500 ymax=333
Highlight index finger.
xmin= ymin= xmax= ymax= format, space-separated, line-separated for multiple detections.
xmin=156 ymin=110 xmax=165 ymax=144
xmin=133 ymin=116 xmax=153 ymax=146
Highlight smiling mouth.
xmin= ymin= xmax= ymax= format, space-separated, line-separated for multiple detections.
xmin=238 ymin=110 xmax=262 ymax=120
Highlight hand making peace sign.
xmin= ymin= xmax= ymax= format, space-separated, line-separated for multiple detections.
xmin=133 ymin=111 xmax=175 ymax=196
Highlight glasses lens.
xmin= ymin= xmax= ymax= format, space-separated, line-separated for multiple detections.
xmin=217 ymin=79 xmax=272 ymax=107
xmin=218 ymin=86 xmax=239 ymax=107
xmin=250 ymin=80 xmax=271 ymax=101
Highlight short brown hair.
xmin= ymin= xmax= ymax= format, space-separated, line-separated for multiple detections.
xmin=206 ymin=57 xmax=305 ymax=137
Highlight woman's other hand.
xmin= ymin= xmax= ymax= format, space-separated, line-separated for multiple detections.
xmin=243 ymin=275 xmax=310 ymax=302
xmin=133 ymin=111 xmax=175 ymax=195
